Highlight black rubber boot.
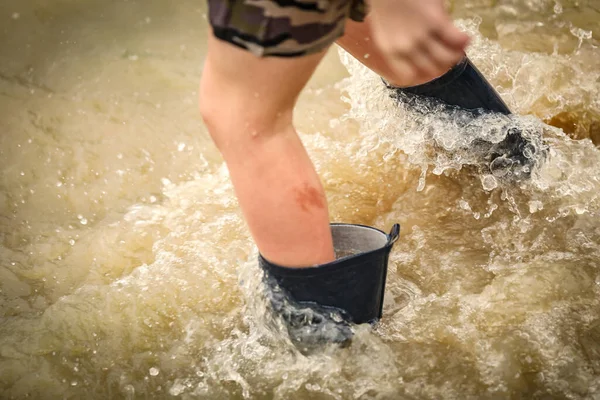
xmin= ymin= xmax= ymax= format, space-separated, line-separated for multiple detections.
xmin=387 ymin=57 xmax=546 ymax=180
xmin=390 ymin=57 xmax=511 ymax=115
xmin=259 ymin=223 xmax=400 ymax=352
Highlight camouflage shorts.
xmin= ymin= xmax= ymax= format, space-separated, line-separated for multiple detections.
xmin=207 ymin=0 xmax=367 ymax=57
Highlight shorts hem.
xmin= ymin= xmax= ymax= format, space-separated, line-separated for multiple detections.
xmin=211 ymin=26 xmax=343 ymax=58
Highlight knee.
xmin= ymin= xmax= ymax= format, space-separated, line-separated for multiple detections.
xmin=199 ymin=76 xmax=293 ymax=153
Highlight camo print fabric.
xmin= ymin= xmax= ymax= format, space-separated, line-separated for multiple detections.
xmin=207 ymin=0 xmax=367 ymax=57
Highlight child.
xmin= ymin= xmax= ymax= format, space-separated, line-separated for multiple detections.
xmin=199 ymin=0 xmax=470 ymax=269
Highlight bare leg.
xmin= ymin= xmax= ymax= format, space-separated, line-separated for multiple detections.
xmin=199 ymin=1 xmax=469 ymax=269
xmin=199 ymin=34 xmax=335 ymax=267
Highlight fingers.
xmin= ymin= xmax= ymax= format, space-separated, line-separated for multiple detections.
xmin=387 ymin=55 xmax=418 ymax=87
xmin=366 ymin=0 xmax=471 ymax=87
xmin=410 ymin=44 xmax=444 ymax=82
xmin=436 ymin=18 xmax=471 ymax=50
xmin=387 ymin=32 xmax=466 ymax=86
xmin=426 ymin=34 xmax=465 ymax=68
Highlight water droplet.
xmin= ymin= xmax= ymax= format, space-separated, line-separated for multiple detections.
xmin=69 ymin=239 xmax=75 ymax=246
xmin=169 ymin=382 xmax=186 ymax=396
xmin=149 ymin=367 xmax=160 ymax=376
xmin=553 ymin=2 xmax=563 ymax=14
xmin=177 ymin=143 xmax=186 ymax=152
xmin=575 ymin=206 xmax=587 ymax=215
xmin=490 ymin=156 xmax=513 ymax=177
xmin=123 ymin=384 xmax=135 ymax=395
xmin=481 ymin=175 xmax=498 ymax=191
xmin=528 ymin=200 xmax=543 ymax=213
xmin=459 ymin=200 xmax=471 ymax=211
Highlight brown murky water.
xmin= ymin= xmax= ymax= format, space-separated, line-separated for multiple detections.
xmin=1 ymin=0 xmax=599 ymax=398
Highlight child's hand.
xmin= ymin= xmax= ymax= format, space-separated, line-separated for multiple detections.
xmin=368 ymin=0 xmax=470 ymax=86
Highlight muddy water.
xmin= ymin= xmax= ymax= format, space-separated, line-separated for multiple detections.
xmin=1 ymin=0 xmax=599 ymax=399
